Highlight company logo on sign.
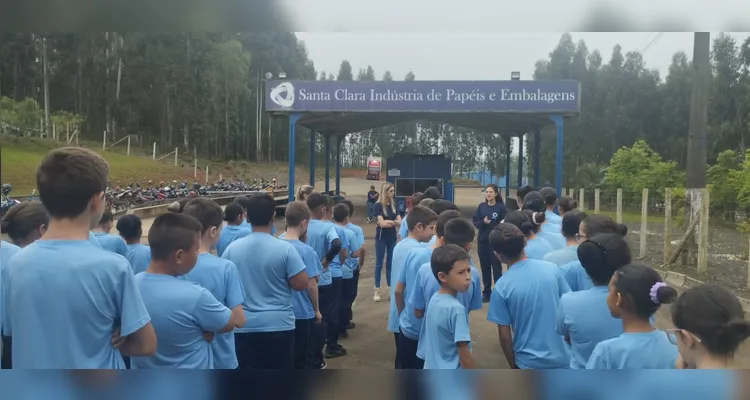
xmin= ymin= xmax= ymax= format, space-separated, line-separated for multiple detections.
xmin=269 ymin=82 xmax=295 ymax=108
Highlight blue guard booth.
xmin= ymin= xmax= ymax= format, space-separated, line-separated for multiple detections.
xmin=385 ymin=153 xmax=454 ymax=215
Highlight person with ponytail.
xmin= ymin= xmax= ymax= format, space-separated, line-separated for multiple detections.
xmin=558 ymin=197 xmax=578 ymax=217
xmin=538 ymin=187 xmax=562 ymax=226
xmin=503 ymin=210 xmax=554 ymax=260
xmin=670 ymin=283 xmax=750 ymax=369
xmin=544 ymin=211 xmax=587 ymax=266
xmin=586 ymin=264 xmax=679 ymax=369
xmin=560 ymin=214 xmax=628 ymax=292
xmin=473 ymin=184 xmax=506 ymax=302
xmin=297 ymin=185 xmax=314 ymax=203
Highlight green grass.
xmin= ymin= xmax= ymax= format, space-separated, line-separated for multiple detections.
xmin=597 ymin=209 xmax=665 ymax=224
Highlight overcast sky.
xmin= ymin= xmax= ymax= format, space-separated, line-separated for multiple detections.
xmin=295 ymin=32 xmax=748 ymax=81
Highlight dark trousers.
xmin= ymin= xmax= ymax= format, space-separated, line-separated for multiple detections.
xmin=1 ymin=335 xmax=11 ymax=369
xmin=375 ymin=236 xmax=397 ymax=288
xmin=393 ymin=332 xmax=401 ymax=368
xmin=339 ymin=272 xmax=359 ymax=333
xmin=477 ymin=240 xmax=503 ymax=296
xmin=325 ymin=277 xmax=343 ymax=348
xmin=234 ymin=330 xmax=295 ymax=370
xmin=294 ymin=319 xmax=313 ymax=369
xmin=396 ymin=332 xmax=425 ymax=369
xmin=313 ymin=283 xmax=333 ymax=365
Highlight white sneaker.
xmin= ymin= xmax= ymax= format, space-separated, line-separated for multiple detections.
xmin=373 ymin=288 xmax=382 ymax=302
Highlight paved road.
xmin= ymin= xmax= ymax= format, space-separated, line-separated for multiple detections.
xmin=136 ymin=177 xmax=750 ymax=369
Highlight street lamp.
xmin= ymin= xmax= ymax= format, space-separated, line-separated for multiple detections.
xmin=511 ymin=71 xmax=520 ymax=81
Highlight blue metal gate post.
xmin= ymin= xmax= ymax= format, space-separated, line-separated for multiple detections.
xmin=504 ymin=136 xmax=511 ymax=200
xmin=549 ymin=115 xmax=564 ymax=197
xmin=288 ymin=113 xmax=302 ymax=203
xmin=309 ymin=131 xmax=316 ymax=186
xmin=517 ymin=134 xmax=524 ymax=189
xmin=324 ymin=135 xmax=331 ymax=193
xmin=533 ymin=129 xmax=541 ymax=188
xmin=335 ymin=136 xmax=342 ymax=195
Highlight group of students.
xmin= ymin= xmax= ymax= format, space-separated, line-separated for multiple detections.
xmin=0 ymin=146 xmax=368 ymax=370
xmin=386 ymin=183 xmax=750 ymax=370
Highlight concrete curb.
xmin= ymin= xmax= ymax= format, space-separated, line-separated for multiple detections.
xmin=655 ymin=268 xmax=750 ymax=313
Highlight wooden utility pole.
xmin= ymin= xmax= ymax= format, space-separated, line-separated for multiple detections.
xmin=42 ymin=36 xmax=51 ymax=136
xmin=682 ymin=32 xmax=710 ymax=266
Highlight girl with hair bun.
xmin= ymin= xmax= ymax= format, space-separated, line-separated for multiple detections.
xmin=558 ymin=196 xmax=578 ymax=216
xmin=503 ymin=210 xmax=554 ymax=260
xmin=671 ymin=283 xmax=750 ymax=369
xmin=586 ymin=264 xmax=679 ymax=369
xmin=524 ymin=210 xmax=565 ymax=250
xmin=1 ymin=202 xmax=49 ymax=248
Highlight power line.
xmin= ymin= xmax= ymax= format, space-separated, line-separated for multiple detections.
xmin=641 ymin=32 xmax=665 ymax=54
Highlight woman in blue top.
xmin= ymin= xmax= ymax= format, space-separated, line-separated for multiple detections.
xmin=472 ymin=184 xmax=507 ymax=302
xmin=373 ymin=183 xmax=401 ymax=301
xmin=586 ymin=264 xmax=679 ymax=369
xmin=503 ymin=210 xmax=554 ymax=260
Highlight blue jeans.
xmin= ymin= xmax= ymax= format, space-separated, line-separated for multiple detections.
xmin=374 ymin=235 xmax=397 ymax=288
xmin=367 ymin=202 xmax=377 ymax=218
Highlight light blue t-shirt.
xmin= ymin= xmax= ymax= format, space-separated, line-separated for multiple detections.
xmin=399 ymin=215 xmax=409 ymax=240
xmin=3 ymin=240 xmax=150 ymax=369
xmin=88 ymin=231 xmax=102 ymax=248
xmin=249 ymin=223 xmax=277 ymax=236
xmin=0 ymin=241 xmax=20 ymax=336
xmin=417 ymin=293 xmax=471 ymax=369
xmin=93 ymin=232 xmax=129 ymax=257
xmin=346 ymin=222 xmax=365 ymax=273
xmin=388 ymin=237 xmax=424 ymax=333
xmin=183 ymin=253 xmax=245 ymax=369
xmin=398 ymin=246 xmax=433 ymax=340
xmin=329 ymin=224 xmax=351 ymax=279
xmin=286 ymin=239 xmax=322 ymax=320
xmin=222 ymin=232 xmax=307 ymax=333
xmin=537 ymin=230 xmax=566 ymax=250
xmin=342 ymin=225 xmax=363 ymax=279
xmin=541 ymin=222 xmax=561 ymax=234
xmin=216 ymin=225 xmax=251 ymax=257
xmin=126 ymin=243 xmax=152 ymax=274
xmin=428 ymin=235 xmax=437 ymax=246
xmin=487 ymin=258 xmax=571 ymax=369
xmin=561 ymin=260 xmax=594 ymax=292
xmin=525 ymin=236 xmax=555 ymax=260
xmin=132 ymin=273 xmax=231 ymax=369
xmin=586 ymin=330 xmax=679 ymax=369
xmin=305 ymin=219 xmax=339 ymax=287
xmin=556 ymin=286 xmax=623 ymax=369
xmin=543 ymin=245 xmax=579 ymax=267
xmin=545 ymin=210 xmax=562 ymax=226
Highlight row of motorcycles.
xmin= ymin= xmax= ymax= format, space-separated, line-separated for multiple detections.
xmin=0 ymin=178 xmax=289 ymax=216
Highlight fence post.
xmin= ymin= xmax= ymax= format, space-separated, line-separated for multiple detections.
xmin=52 ymin=123 xmax=56 ymax=140
xmin=664 ymin=188 xmax=672 ymax=265
xmin=594 ymin=189 xmax=600 ymax=214
xmin=747 ymin=236 xmax=750 ymax=289
xmin=640 ymin=188 xmax=649 ymax=259
xmin=562 ymin=187 xmax=567 ymax=196
xmin=66 ymin=124 xmax=70 ymax=143
xmin=697 ymin=188 xmax=710 ymax=274
xmin=102 ymin=131 xmax=107 ymax=150
xmin=205 ymin=165 xmax=209 ymax=185
xmin=174 ymin=147 xmax=178 ymax=166
xmin=568 ymin=188 xmax=575 ymax=198
xmin=194 ymin=159 xmax=198 ymax=178
xmin=126 ymin=136 xmax=131 ymax=156
xmin=616 ymin=189 xmax=623 ymax=224
xmin=579 ymin=188 xmax=585 ymax=212
xmin=152 ymin=142 xmax=156 ymax=159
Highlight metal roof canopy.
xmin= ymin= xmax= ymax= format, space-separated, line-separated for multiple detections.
xmin=265 ymin=80 xmax=581 ymax=202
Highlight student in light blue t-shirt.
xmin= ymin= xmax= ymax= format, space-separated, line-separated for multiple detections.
xmin=216 ymin=202 xmax=251 ymax=257
xmin=399 ymin=192 xmax=427 ymax=241
xmin=539 ymin=187 xmax=563 ymax=226
xmin=327 ymin=204 xmax=351 ymax=354
xmin=586 ymin=264 xmax=679 ymax=369
xmin=561 ymin=214 xmax=629 ymax=292
xmin=0 ymin=202 xmax=48 ymax=369
xmin=280 ymin=201 xmax=322 ymax=370
xmin=503 ymin=210 xmax=554 ymax=260
xmin=341 ymin=200 xmax=364 ymax=336
xmin=332 ymin=203 xmax=363 ymax=341
xmin=388 ymin=205 xmax=437 ymax=367
xmin=556 ymin=233 xmax=632 ymax=368
xmin=4 ymin=147 xmax=156 ymax=369
xmin=418 ymin=244 xmax=475 ymax=369
xmin=521 ymin=191 xmax=564 ymax=242
xmin=116 ymin=214 xmax=151 ymax=274
xmin=92 ymin=210 xmax=128 ymax=257
xmin=182 ymin=198 xmax=246 ymax=369
xmin=402 ymin=213 xmax=479 ymax=370
xmin=487 ymin=222 xmax=572 ymax=369
xmin=543 ymin=211 xmax=587 ymax=267
xmin=222 ymin=193 xmax=309 ymax=370
xmin=132 ymin=213 xmax=240 ymax=369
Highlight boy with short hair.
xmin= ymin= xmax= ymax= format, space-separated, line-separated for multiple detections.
xmin=418 ymin=244 xmax=475 ymax=369
xmin=332 ymin=203 xmax=363 ymax=339
xmin=233 ymin=196 xmax=252 ymax=229
xmin=92 ymin=210 xmax=128 ymax=257
xmin=388 ymin=205 xmax=437 ymax=367
xmin=4 ymin=147 xmax=155 ymax=368
xmin=216 ymin=202 xmax=251 ymax=257
xmin=340 ymin=200 xmax=364 ymax=333
xmin=132 ymin=212 xmax=240 ymax=369
xmin=281 ymin=201 xmax=322 ymax=369
xmin=399 ymin=192 xmax=425 ymax=241
xmin=326 ymin=203 xmax=352 ymax=352
xmin=222 ymin=193 xmax=309 ymax=370
xmin=182 ymin=198 xmax=246 ymax=369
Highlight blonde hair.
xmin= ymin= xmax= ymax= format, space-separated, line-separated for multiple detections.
xmin=297 ymin=185 xmax=314 ymax=201
xmin=378 ymin=183 xmax=397 ymax=214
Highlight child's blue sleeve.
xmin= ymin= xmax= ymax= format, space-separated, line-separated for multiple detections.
xmin=451 ymin=306 xmax=471 ymax=344
xmin=224 ymin=261 xmax=245 ymax=308
xmin=556 ymin=296 xmax=567 ymax=336
xmin=469 ymin=274 xmax=483 ymax=312
xmin=193 ymin=288 xmax=232 ymax=333
xmin=399 ymin=221 xmax=408 ymax=239
xmin=486 ymin=288 xmax=511 ymax=326
xmin=585 ymin=344 xmax=607 ymax=369
xmin=409 ymin=269 xmax=426 ymax=311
